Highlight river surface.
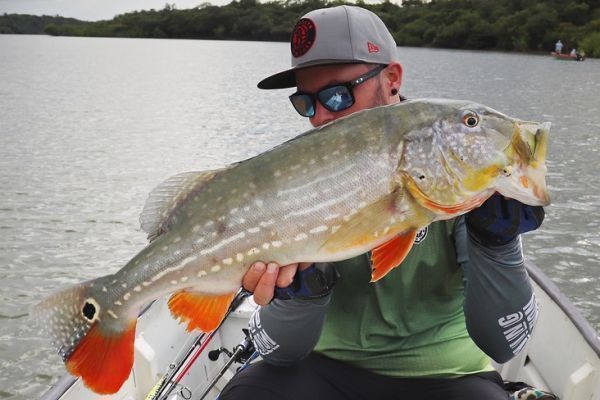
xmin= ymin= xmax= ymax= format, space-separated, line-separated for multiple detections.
xmin=0 ymin=35 xmax=599 ymax=398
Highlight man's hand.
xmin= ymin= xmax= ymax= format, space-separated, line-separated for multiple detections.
xmin=242 ymin=262 xmax=313 ymax=305
xmin=466 ymin=193 xmax=545 ymax=246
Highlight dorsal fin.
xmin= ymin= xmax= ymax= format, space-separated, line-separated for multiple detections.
xmin=140 ymin=169 xmax=226 ymax=242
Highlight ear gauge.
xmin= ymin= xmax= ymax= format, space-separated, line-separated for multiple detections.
xmin=391 ymin=88 xmax=398 ymax=96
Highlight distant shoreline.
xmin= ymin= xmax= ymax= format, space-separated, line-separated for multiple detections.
xmin=2 ymin=0 xmax=599 ymax=58
xmin=1 ymin=32 xmax=582 ymax=61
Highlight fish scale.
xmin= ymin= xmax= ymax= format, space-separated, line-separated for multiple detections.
xmin=99 ymin=115 xmax=397 ymax=313
xmin=122 ymin=120 xmax=397 ymax=302
xmin=34 ymin=99 xmax=550 ymax=395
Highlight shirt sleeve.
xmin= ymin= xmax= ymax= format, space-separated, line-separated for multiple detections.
xmin=248 ymin=293 xmax=331 ymax=366
xmin=455 ymin=216 xmax=539 ymax=363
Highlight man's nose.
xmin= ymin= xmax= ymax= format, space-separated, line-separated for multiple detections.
xmin=310 ymin=101 xmax=335 ymax=127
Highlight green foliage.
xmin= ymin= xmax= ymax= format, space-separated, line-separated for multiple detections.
xmin=2 ymin=0 xmax=599 ymax=57
xmin=563 ymin=2 xmax=590 ymax=25
xmin=580 ymin=31 xmax=600 ymax=57
xmin=44 ymin=23 xmax=60 ymax=35
xmin=0 ymin=14 xmax=86 ymax=34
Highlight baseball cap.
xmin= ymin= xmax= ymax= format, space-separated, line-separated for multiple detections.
xmin=257 ymin=5 xmax=398 ymax=89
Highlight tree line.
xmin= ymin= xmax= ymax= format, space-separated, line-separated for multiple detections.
xmin=0 ymin=14 xmax=87 ymax=34
xmin=2 ymin=0 xmax=600 ymax=57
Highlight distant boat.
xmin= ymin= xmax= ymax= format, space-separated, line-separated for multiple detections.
xmin=551 ymin=51 xmax=585 ymax=61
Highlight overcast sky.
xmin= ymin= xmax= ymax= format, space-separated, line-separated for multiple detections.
xmin=0 ymin=0 xmax=235 ymax=21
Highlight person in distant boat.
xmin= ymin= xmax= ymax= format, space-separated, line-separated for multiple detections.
xmin=220 ymin=6 xmax=545 ymax=400
xmin=570 ymin=48 xmax=584 ymax=60
xmin=555 ymin=39 xmax=564 ymax=53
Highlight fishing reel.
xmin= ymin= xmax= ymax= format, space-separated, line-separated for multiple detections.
xmin=207 ymin=328 xmax=256 ymax=366
xmin=196 ymin=329 xmax=257 ymax=400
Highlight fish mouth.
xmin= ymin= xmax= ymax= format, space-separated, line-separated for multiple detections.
xmin=495 ymin=169 xmax=550 ymax=206
xmin=517 ymin=121 xmax=550 ymax=163
xmin=496 ymin=121 xmax=551 ymax=207
xmin=523 ymin=120 xmax=551 ymax=206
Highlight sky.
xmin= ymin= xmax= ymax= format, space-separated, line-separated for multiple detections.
xmin=0 ymin=0 xmax=232 ymax=21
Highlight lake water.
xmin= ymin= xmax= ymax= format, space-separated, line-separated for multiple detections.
xmin=0 ymin=35 xmax=599 ymax=398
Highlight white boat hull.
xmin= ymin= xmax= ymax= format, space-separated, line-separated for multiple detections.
xmin=496 ymin=261 xmax=600 ymax=399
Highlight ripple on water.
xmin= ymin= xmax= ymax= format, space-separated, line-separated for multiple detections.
xmin=536 ymin=246 xmax=596 ymax=257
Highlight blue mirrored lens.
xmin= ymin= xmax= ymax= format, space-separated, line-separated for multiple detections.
xmin=318 ymin=86 xmax=353 ymax=112
xmin=290 ymin=94 xmax=315 ymax=117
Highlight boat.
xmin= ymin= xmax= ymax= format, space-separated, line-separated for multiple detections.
xmin=551 ymin=51 xmax=585 ymax=61
xmin=41 ymin=260 xmax=600 ymax=400
xmin=495 ymin=261 xmax=600 ymax=399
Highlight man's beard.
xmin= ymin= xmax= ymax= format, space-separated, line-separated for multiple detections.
xmin=373 ymin=83 xmax=388 ymax=107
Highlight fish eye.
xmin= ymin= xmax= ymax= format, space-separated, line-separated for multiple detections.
xmin=81 ymin=298 xmax=100 ymax=322
xmin=462 ymin=112 xmax=479 ymax=128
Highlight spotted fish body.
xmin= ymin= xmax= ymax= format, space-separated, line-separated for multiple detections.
xmin=34 ymin=99 xmax=550 ymax=394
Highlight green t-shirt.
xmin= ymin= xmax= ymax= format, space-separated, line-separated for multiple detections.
xmin=314 ymin=220 xmax=493 ymax=377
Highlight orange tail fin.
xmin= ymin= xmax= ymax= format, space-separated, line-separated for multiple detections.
xmin=370 ymin=230 xmax=417 ymax=282
xmin=168 ymin=291 xmax=236 ymax=332
xmin=66 ymin=322 xmax=137 ymax=394
xmin=33 ymin=280 xmax=138 ymax=395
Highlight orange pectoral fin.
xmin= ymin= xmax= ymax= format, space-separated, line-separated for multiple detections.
xmin=66 ymin=321 xmax=137 ymax=395
xmin=168 ymin=291 xmax=236 ymax=332
xmin=370 ymin=229 xmax=417 ymax=282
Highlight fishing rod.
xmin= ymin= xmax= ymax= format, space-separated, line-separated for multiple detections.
xmin=147 ymin=289 xmax=252 ymax=400
xmin=198 ymin=331 xmax=256 ymax=400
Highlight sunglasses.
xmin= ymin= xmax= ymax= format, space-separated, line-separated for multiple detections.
xmin=289 ymin=64 xmax=388 ymax=118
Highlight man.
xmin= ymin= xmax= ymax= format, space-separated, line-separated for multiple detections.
xmin=555 ymin=39 xmax=564 ymax=53
xmin=221 ymin=6 xmax=544 ymax=400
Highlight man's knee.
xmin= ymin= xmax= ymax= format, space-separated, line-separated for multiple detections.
xmin=219 ymin=361 xmax=296 ymax=399
xmin=452 ymin=371 xmax=508 ymax=400
xmin=218 ymin=356 xmax=340 ymax=400
xmin=219 ymin=381 xmax=276 ymax=400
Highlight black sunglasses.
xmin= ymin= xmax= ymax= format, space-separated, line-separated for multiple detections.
xmin=289 ymin=64 xmax=388 ymax=118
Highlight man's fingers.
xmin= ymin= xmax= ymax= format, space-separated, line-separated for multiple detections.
xmin=298 ymin=262 xmax=313 ymax=271
xmin=253 ymin=262 xmax=279 ymax=306
xmin=276 ymin=263 xmax=299 ymax=287
xmin=243 ymin=261 xmax=313 ymax=305
xmin=275 ymin=262 xmax=312 ymax=287
xmin=242 ymin=261 xmax=267 ymax=292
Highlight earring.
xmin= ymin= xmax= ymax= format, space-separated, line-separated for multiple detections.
xmin=391 ymin=88 xmax=398 ymax=96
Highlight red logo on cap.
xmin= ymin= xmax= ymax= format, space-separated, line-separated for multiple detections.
xmin=367 ymin=42 xmax=380 ymax=53
xmin=291 ymin=18 xmax=316 ymax=58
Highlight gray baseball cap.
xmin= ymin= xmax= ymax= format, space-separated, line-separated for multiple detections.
xmin=257 ymin=5 xmax=398 ymax=89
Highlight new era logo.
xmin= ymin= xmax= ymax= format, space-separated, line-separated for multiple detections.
xmin=367 ymin=42 xmax=379 ymax=53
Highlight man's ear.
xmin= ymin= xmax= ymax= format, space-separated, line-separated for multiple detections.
xmin=384 ymin=62 xmax=403 ymax=97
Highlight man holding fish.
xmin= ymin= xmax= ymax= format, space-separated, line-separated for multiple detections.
xmin=36 ymin=4 xmax=552 ymax=398
xmin=221 ymin=6 xmax=546 ymax=400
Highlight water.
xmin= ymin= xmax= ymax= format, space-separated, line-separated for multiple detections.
xmin=0 ymin=35 xmax=599 ymax=398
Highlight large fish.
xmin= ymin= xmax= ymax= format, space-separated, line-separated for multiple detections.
xmin=34 ymin=99 xmax=550 ymax=394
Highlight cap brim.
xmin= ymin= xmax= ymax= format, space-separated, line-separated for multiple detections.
xmin=257 ymin=60 xmax=369 ymax=90
xmin=257 ymin=68 xmax=297 ymax=89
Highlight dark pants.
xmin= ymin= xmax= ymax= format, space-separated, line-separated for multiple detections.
xmin=220 ymin=353 xmax=509 ymax=400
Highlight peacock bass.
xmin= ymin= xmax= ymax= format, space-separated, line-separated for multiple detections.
xmin=34 ymin=99 xmax=551 ymax=394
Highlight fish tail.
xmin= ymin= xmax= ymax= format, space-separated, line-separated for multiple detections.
xmin=33 ymin=280 xmax=137 ymax=394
